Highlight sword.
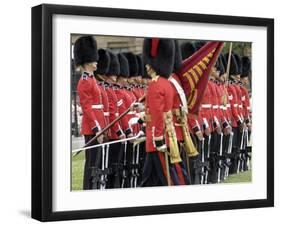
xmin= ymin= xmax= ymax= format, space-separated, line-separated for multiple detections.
xmin=104 ymin=144 xmax=110 ymax=184
xmin=130 ymin=144 xmax=136 ymax=188
xmin=165 ymin=151 xmax=171 ymax=186
xmin=237 ymin=128 xmax=245 ymax=174
xmin=246 ymin=129 xmax=251 ymax=170
xmin=224 ymin=132 xmax=233 ymax=179
xmin=121 ymin=141 xmax=128 ymax=188
xmin=72 ymin=132 xmax=142 ymax=153
xmin=200 ymin=138 xmax=205 ymax=185
xmin=100 ymin=144 xmax=106 ymax=189
xmin=241 ymin=128 xmax=248 ymax=172
xmin=134 ymin=143 xmax=140 ymax=188
xmin=204 ymin=134 xmax=211 ymax=184
xmin=217 ymin=133 xmax=223 ymax=183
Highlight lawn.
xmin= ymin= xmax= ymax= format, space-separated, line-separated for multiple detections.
xmin=223 ymin=168 xmax=252 ymax=183
xmin=71 ymin=153 xmax=252 ymax=190
xmin=71 ymin=152 xmax=85 ymax=191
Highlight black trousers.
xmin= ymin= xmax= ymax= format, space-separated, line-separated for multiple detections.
xmin=189 ymin=134 xmax=201 ymax=185
xmin=83 ymin=135 xmax=101 ymax=190
xmin=140 ymin=152 xmax=168 ymax=187
xmin=105 ymin=141 xmax=122 ymax=189
xmin=229 ymin=127 xmax=239 ymax=174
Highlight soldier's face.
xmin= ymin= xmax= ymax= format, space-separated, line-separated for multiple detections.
xmin=127 ymin=77 xmax=134 ymax=84
xmin=241 ymin=77 xmax=249 ymax=85
xmin=146 ymin=64 xmax=155 ymax=77
xmin=134 ymin=76 xmax=142 ymax=84
xmin=211 ymin=67 xmax=219 ymax=79
xmin=118 ymin=77 xmax=127 ymax=85
xmin=86 ymin=62 xmax=97 ymax=72
xmin=107 ymin=75 xmax=117 ymax=83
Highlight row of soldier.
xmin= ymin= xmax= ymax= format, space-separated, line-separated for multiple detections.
xmin=73 ymin=36 xmax=251 ymax=190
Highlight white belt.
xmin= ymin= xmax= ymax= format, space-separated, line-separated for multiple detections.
xmin=247 ymin=106 xmax=250 ymax=110
xmin=117 ymin=99 xmax=123 ymax=107
xmin=201 ymin=104 xmax=212 ymax=109
xmin=233 ymin=104 xmax=238 ymax=107
xmin=92 ymin=104 xmax=103 ymax=109
xmin=220 ymin=105 xmax=227 ymax=110
xmin=115 ymin=113 xmax=119 ymax=117
xmin=226 ymin=104 xmax=230 ymax=108
xmin=127 ymin=111 xmax=136 ymax=115
xmin=213 ymin=105 xmax=219 ymax=109
xmin=238 ymin=104 xmax=243 ymax=108
xmin=104 ymin=112 xmax=109 ymax=116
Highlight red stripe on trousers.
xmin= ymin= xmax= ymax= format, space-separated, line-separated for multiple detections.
xmin=157 ymin=152 xmax=174 ymax=185
xmin=175 ymin=163 xmax=186 ymax=185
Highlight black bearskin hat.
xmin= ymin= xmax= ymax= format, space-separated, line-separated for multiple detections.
xmin=225 ymin=53 xmax=239 ymax=77
xmin=143 ymin=38 xmax=175 ymax=78
xmin=117 ymin=53 xmax=130 ymax=77
xmin=136 ymin=54 xmax=144 ymax=76
xmin=194 ymin=41 xmax=207 ymax=51
xmin=107 ymin=51 xmax=120 ymax=75
xmin=174 ymin=40 xmax=183 ymax=73
xmin=96 ymin=49 xmax=110 ymax=75
xmin=233 ymin=52 xmax=242 ymax=75
xmin=181 ymin=42 xmax=196 ymax=60
xmin=218 ymin=54 xmax=226 ymax=75
xmin=220 ymin=53 xmax=227 ymax=70
xmin=123 ymin=52 xmax=139 ymax=77
xmin=74 ymin=36 xmax=98 ymax=66
xmin=241 ymin=56 xmax=251 ymax=78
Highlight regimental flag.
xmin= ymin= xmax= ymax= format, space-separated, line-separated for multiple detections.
xmin=177 ymin=41 xmax=224 ymax=117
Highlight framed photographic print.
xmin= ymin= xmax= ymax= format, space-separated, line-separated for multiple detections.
xmin=31 ymin=4 xmax=274 ymax=221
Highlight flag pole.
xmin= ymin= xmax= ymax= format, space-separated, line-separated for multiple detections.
xmin=226 ymin=42 xmax=233 ymax=82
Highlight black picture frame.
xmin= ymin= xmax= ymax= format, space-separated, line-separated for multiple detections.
xmin=31 ymin=3 xmax=274 ymax=222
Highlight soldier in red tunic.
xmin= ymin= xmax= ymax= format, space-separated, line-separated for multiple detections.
xmin=74 ymin=36 xmax=106 ymax=189
xmin=224 ymin=53 xmax=245 ymax=174
xmin=240 ymin=56 xmax=252 ymax=171
xmin=115 ymin=52 xmax=137 ymax=188
xmin=141 ymin=38 xmax=182 ymax=186
xmin=168 ymin=40 xmax=195 ymax=185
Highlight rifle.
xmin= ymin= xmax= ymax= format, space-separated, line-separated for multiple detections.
xmin=237 ymin=128 xmax=246 ymax=173
xmin=217 ymin=133 xmax=224 ymax=183
xmin=204 ymin=134 xmax=211 ymax=184
xmin=200 ymin=138 xmax=205 ymax=184
xmin=224 ymin=131 xmax=233 ymax=179
xmin=74 ymin=94 xmax=146 ymax=157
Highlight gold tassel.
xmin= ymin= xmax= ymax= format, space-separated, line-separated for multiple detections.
xmin=165 ymin=111 xmax=182 ymax=164
xmin=174 ymin=107 xmax=199 ymax=157
xmin=182 ymin=126 xmax=199 ymax=157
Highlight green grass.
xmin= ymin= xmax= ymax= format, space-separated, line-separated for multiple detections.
xmin=71 ymin=152 xmax=85 ymax=191
xmin=71 ymin=154 xmax=252 ymax=190
xmin=223 ymin=169 xmax=252 ymax=183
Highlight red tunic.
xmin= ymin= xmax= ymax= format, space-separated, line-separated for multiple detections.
xmin=214 ymin=82 xmax=229 ymax=128
xmin=114 ymin=86 xmax=133 ymax=135
xmin=104 ymin=85 xmax=123 ymax=140
xmin=132 ymin=85 xmax=142 ymax=100
xmin=233 ymin=83 xmax=244 ymax=121
xmin=77 ymin=72 xmax=106 ymax=135
xmin=240 ymin=85 xmax=251 ymax=120
xmin=145 ymin=76 xmax=174 ymax=152
xmin=123 ymin=88 xmax=140 ymax=135
xmin=208 ymin=80 xmax=221 ymax=129
xmin=98 ymin=82 xmax=111 ymax=137
xmin=198 ymin=81 xmax=213 ymax=132
xmin=227 ymin=82 xmax=242 ymax=128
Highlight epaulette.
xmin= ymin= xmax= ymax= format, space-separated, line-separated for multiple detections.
xmin=82 ymin=72 xmax=89 ymax=80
